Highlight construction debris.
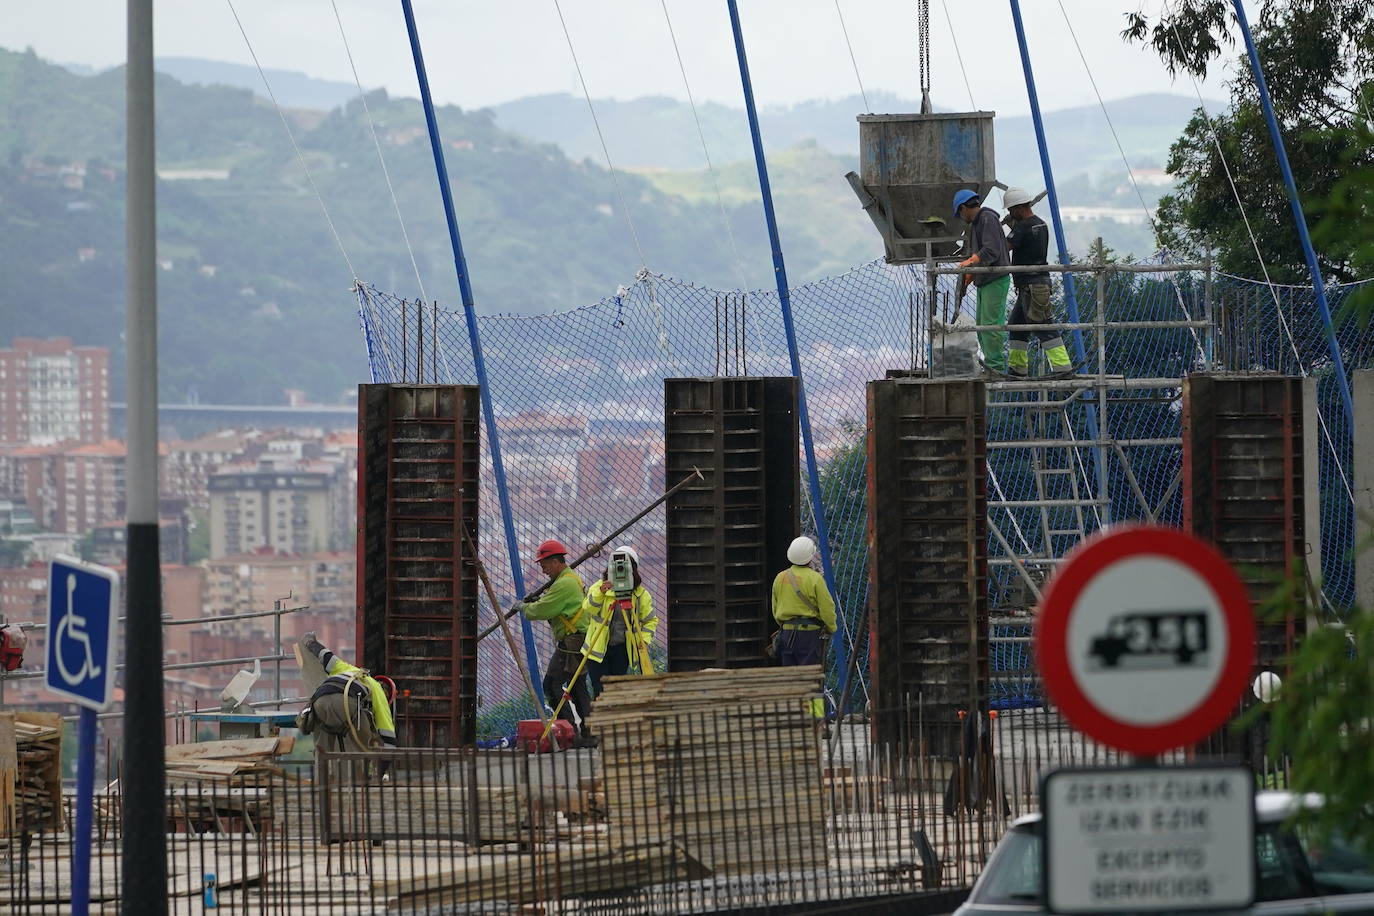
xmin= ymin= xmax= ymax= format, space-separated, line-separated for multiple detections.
xmin=0 ymin=711 xmax=63 ymax=835
xmin=596 ymin=666 xmax=828 ymax=875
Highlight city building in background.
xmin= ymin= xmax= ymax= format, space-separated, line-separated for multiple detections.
xmin=0 ymin=337 xmax=110 ymax=446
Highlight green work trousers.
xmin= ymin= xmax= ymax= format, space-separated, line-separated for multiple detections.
xmin=975 ymin=274 xmax=1011 ymax=372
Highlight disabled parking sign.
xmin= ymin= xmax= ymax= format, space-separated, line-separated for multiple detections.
xmin=45 ymin=556 xmax=119 ymax=711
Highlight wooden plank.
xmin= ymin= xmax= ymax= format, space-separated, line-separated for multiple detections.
xmin=165 ymin=736 xmax=291 ymax=761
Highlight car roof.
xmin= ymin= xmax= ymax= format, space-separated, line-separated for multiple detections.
xmin=1008 ymin=790 xmax=1319 ymax=829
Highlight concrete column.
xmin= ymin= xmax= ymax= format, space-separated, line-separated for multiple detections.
xmin=1355 ymin=371 xmax=1374 ymax=610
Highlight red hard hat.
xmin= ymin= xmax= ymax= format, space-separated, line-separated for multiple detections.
xmin=535 ymin=539 xmax=569 ymax=562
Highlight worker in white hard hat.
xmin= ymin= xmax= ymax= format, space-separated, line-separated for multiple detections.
xmin=580 ymin=545 xmax=658 ymax=698
xmin=1003 ymin=187 xmax=1074 ymax=378
xmin=771 ymin=536 xmax=837 ymax=718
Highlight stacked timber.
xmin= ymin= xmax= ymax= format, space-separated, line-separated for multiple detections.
xmin=379 ymin=841 xmax=710 ymax=910
xmin=164 ymin=736 xmax=295 ymax=782
xmin=595 ymin=666 xmax=828 ymax=876
xmin=0 ymin=711 xmax=64 ymax=834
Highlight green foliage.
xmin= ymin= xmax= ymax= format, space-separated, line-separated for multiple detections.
xmin=0 ymin=538 xmax=29 ymax=568
xmin=476 ymin=693 xmax=543 ymax=740
xmin=186 ymin=508 xmax=210 ymax=564
xmin=1312 ymin=121 xmax=1374 ymax=326
xmin=1123 ymin=1 xmax=1374 ymax=283
xmin=74 ymin=531 xmax=97 ymax=563
xmin=1260 ymin=563 xmax=1374 ymax=857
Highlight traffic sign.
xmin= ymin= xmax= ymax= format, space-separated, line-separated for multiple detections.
xmin=1035 ymin=525 xmax=1254 ymax=755
xmin=45 ymin=556 xmax=119 ymax=711
xmin=1043 ymin=764 xmax=1255 ymax=913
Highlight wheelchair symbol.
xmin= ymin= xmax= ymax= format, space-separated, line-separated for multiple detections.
xmin=54 ymin=573 xmax=102 ymax=686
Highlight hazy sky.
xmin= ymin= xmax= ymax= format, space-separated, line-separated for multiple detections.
xmin=2 ymin=0 xmax=1234 ymax=114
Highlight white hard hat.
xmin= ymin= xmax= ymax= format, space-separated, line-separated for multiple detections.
xmin=1003 ymin=186 xmax=1034 ymax=209
xmin=611 ymin=545 xmax=639 ymax=566
xmin=786 ymin=536 xmax=817 ymax=566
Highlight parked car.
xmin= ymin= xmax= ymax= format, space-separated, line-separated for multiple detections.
xmin=954 ymin=792 xmax=1374 ymax=914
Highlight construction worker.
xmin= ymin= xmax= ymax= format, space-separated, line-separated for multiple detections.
xmin=295 ymin=632 xmax=397 ymax=753
xmin=511 ymin=539 xmax=593 ymax=743
xmin=1003 ymin=186 xmax=1074 ymax=378
xmin=953 ymin=189 xmax=1012 ymax=375
xmin=580 ymin=545 xmax=658 ymax=698
xmin=771 ymin=536 xmax=837 ymax=719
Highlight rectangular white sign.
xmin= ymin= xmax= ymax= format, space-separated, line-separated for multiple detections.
xmin=1043 ymin=765 xmax=1255 ymax=913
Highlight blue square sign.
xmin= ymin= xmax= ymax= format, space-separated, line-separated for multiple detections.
xmin=45 ymin=556 xmax=119 ymax=711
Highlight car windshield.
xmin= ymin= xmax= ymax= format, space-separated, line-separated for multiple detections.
xmin=970 ymin=825 xmax=1044 ymax=905
xmin=1299 ymin=829 xmax=1374 ymax=895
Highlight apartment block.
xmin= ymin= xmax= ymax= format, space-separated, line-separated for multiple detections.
xmin=0 ymin=337 xmax=110 ymax=446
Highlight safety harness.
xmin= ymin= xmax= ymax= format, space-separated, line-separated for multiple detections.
xmin=781 ymin=569 xmax=825 ymax=631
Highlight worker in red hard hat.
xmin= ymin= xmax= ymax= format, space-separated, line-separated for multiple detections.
xmin=511 ymin=538 xmax=593 ymax=745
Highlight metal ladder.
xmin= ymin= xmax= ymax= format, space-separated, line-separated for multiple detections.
xmin=1021 ymin=381 xmax=1092 ymax=566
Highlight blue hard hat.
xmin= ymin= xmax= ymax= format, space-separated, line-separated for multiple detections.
xmin=952 ymin=189 xmax=979 ymax=216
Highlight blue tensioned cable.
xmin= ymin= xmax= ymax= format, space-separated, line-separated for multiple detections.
xmin=1008 ymin=0 xmax=1106 ymax=523
xmin=725 ymin=0 xmax=849 ymax=697
xmin=399 ymin=0 xmax=542 ymax=684
xmin=1231 ymin=0 xmax=1355 ymax=427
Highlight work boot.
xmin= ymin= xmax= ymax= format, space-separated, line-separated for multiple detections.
xmin=573 ymin=727 xmax=600 ymax=750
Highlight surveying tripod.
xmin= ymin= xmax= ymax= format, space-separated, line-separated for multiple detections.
xmin=543 ymin=553 xmax=653 ymax=741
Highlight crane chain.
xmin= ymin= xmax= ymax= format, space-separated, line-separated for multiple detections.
xmin=918 ymin=0 xmax=932 ymax=111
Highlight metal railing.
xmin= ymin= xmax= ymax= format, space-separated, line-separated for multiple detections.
xmin=0 ymin=601 xmax=308 ymax=726
xmin=1 ymin=694 xmax=1284 ymax=914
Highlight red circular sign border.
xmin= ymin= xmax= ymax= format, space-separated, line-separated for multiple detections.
xmin=1035 ymin=524 xmax=1256 ymax=756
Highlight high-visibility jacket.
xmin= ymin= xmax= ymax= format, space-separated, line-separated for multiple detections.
xmin=521 ymin=568 xmax=588 ymax=641
xmin=305 ymin=636 xmax=397 ymax=747
xmin=771 ymin=565 xmax=837 ymax=633
xmin=580 ymin=580 xmax=657 ymax=663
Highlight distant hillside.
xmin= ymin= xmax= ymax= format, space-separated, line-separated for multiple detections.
xmin=151 ymin=58 xmax=368 ymax=112
xmin=492 ymin=91 xmax=1217 ymax=188
xmin=0 ymin=48 xmax=1187 ymax=405
xmin=0 ymin=47 xmax=779 ymax=405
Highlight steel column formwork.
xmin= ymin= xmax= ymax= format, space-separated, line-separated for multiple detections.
xmin=358 ymin=384 xmax=480 ymax=746
xmin=867 ymin=378 xmax=989 ymax=751
xmin=1183 ymin=373 xmax=1307 ymax=668
xmin=665 ymin=377 xmax=799 ymax=671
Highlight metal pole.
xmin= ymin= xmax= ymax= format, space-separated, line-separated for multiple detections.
xmin=123 ymin=0 xmax=167 ymax=910
xmin=725 ymin=0 xmax=849 ymax=699
xmin=399 ymin=0 xmax=541 ymax=681
xmin=1095 ymin=240 xmax=1110 ymax=526
xmin=273 ymin=599 xmax=282 ymax=704
xmin=1008 ymin=0 xmax=1105 ymax=522
xmin=1230 ymin=0 xmax=1355 ymax=426
xmin=72 ymin=708 xmax=96 ymax=916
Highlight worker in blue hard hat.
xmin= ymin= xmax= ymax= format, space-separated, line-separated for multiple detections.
xmin=953 ymin=189 xmax=1012 ymax=375
xmin=1003 ymin=187 xmax=1075 ymax=378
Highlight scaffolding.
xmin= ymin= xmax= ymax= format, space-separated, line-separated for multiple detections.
xmin=927 ymin=247 xmax=1211 ymax=605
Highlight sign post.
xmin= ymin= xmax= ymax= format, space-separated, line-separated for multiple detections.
xmin=45 ymin=556 xmax=119 ymax=916
xmin=1034 ymin=525 xmax=1258 ymax=913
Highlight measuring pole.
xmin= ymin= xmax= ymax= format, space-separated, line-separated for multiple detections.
xmin=122 ymin=0 xmax=168 ymax=910
xmin=399 ymin=0 xmax=541 ymax=682
xmin=1231 ymin=0 xmax=1354 ymax=426
xmin=726 ymin=0 xmax=850 ymax=702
